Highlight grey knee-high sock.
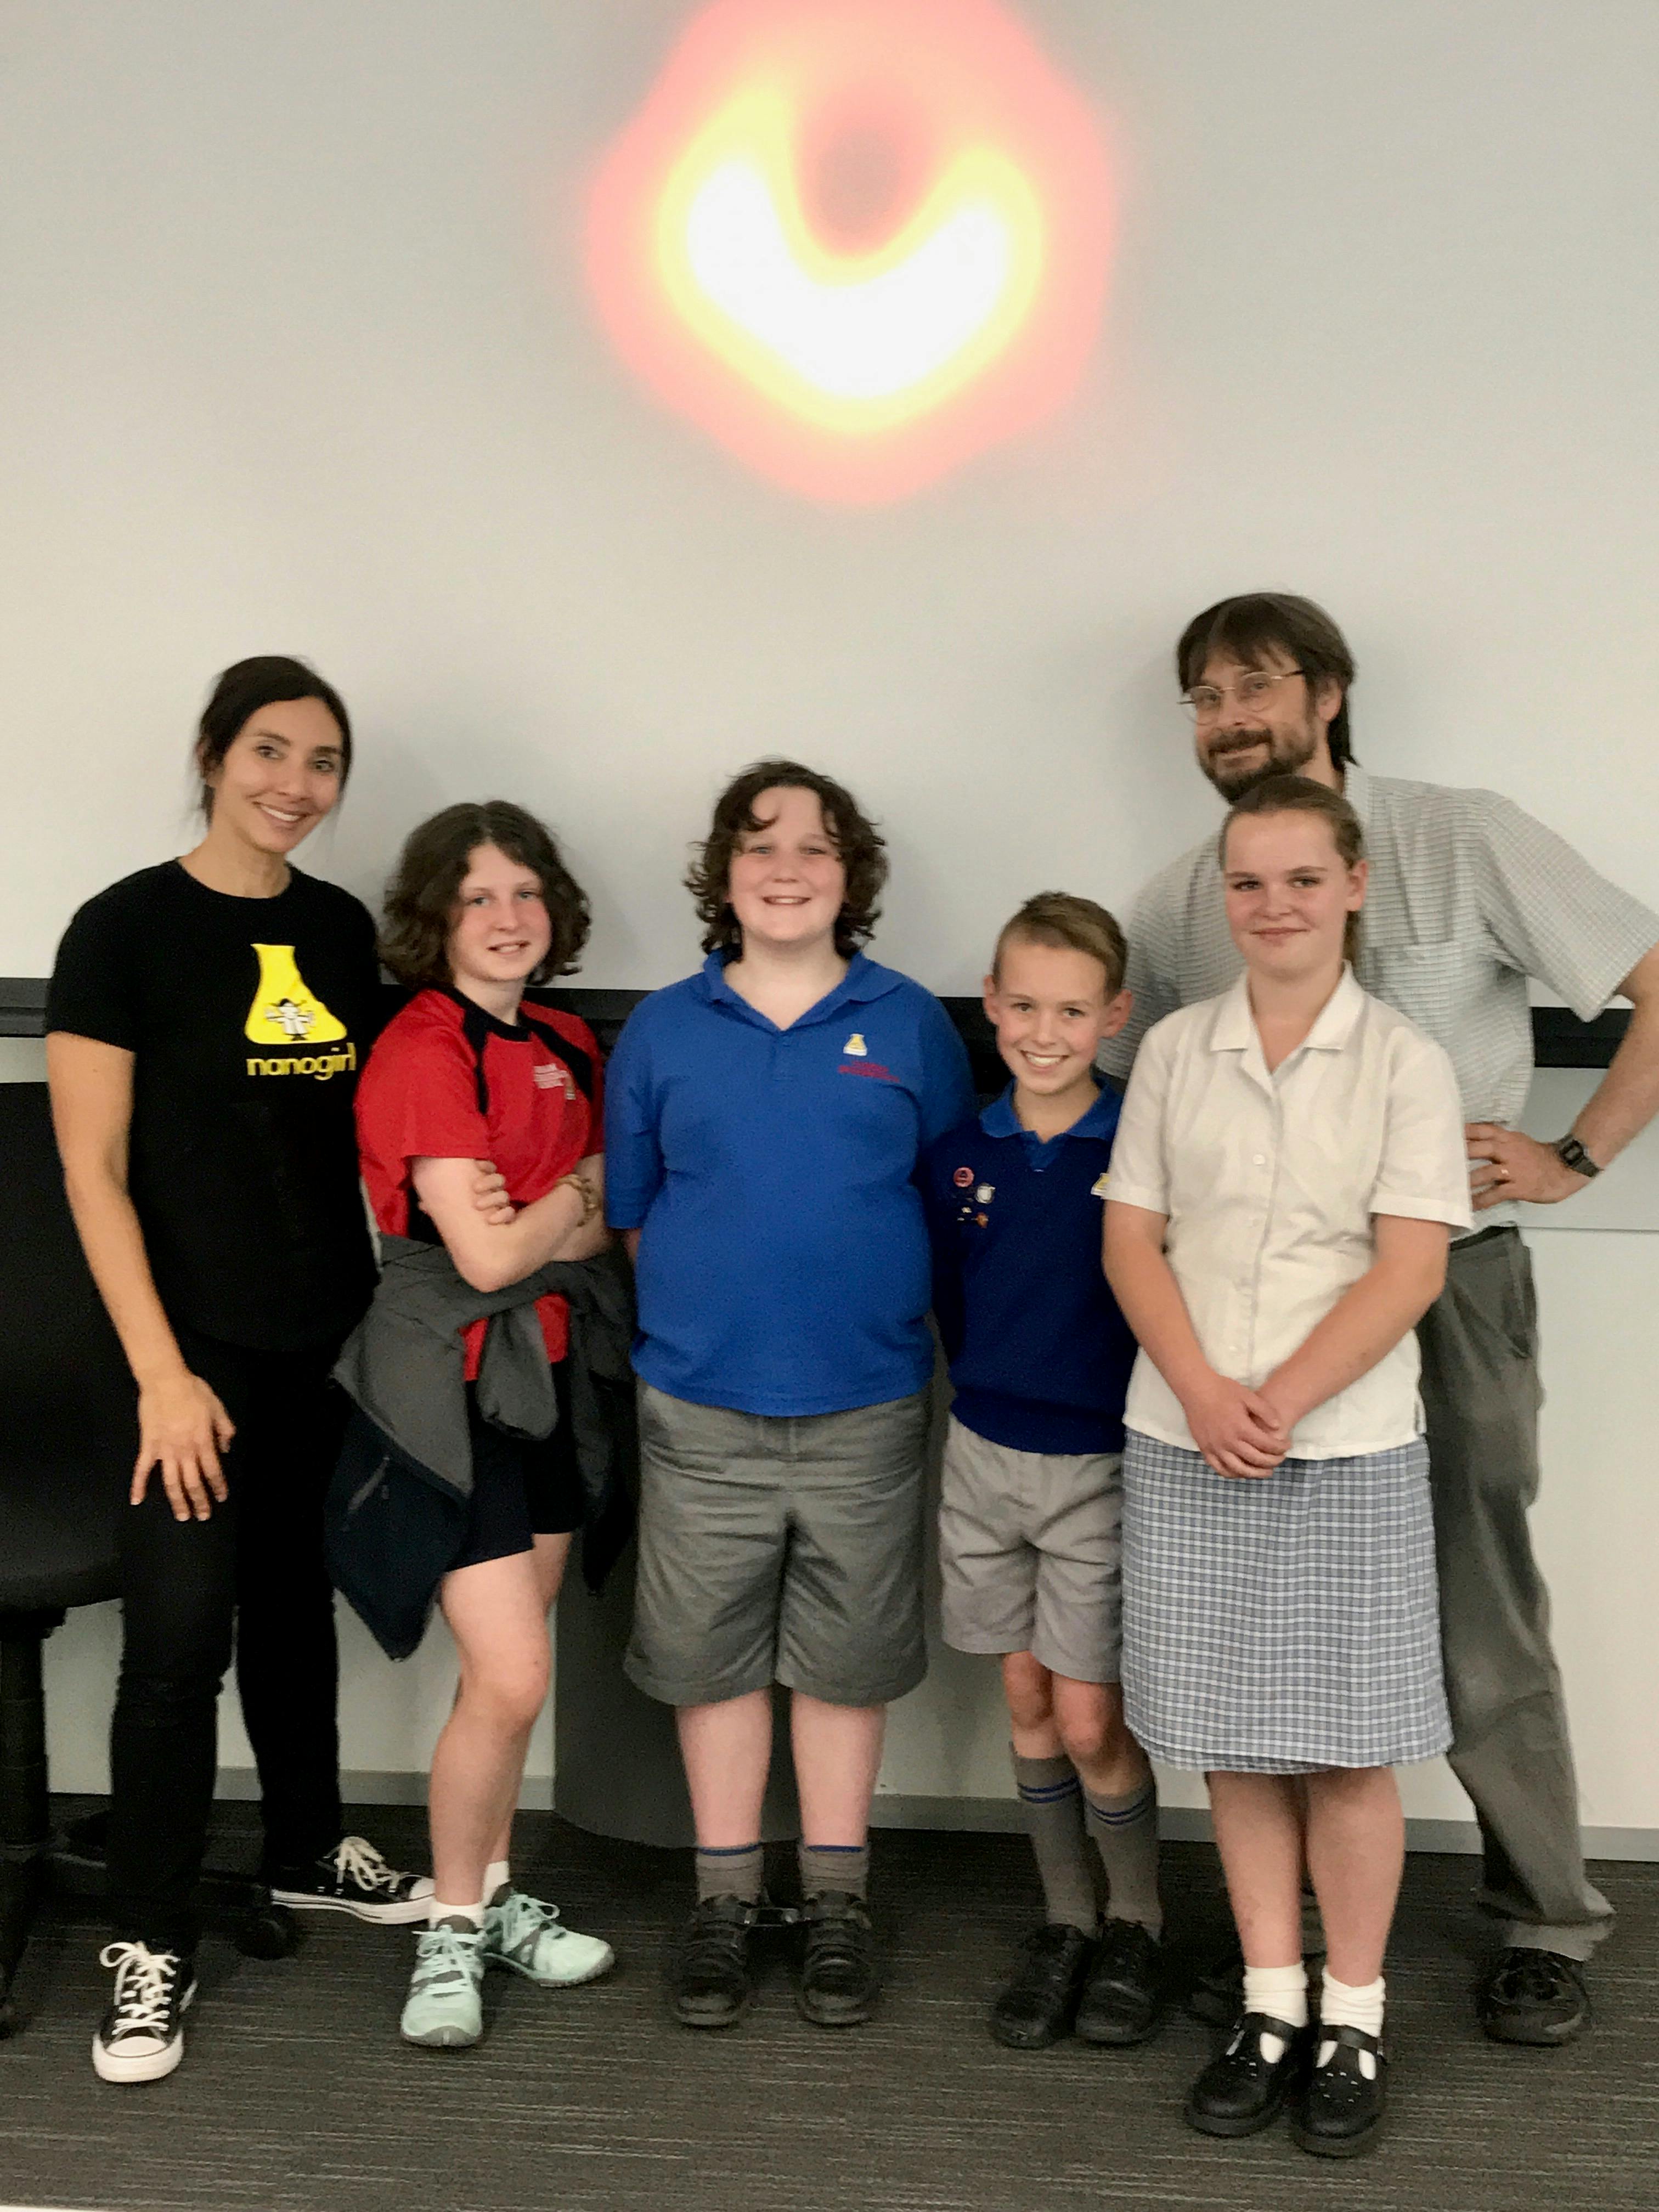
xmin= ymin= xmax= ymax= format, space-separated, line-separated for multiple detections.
xmin=1013 ymin=1752 xmax=1096 ymax=1934
xmin=695 ymin=1843 xmax=764 ymax=1904
xmin=1084 ymin=1781 xmax=1163 ymax=1937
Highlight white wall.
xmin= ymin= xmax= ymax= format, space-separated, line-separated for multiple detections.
xmin=3 ymin=2 xmax=1658 ymax=989
xmin=6 ymin=2 xmax=1658 ymax=1841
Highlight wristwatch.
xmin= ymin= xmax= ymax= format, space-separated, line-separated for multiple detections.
xmin=1552 ymin=1133 xmax=1601 ymax=1180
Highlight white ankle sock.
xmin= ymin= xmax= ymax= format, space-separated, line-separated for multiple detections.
xmin=484 ymin=1860 xmax=512 ymax=1905
xmin=1318 ymin=1970 xmax=1385 ymax=2076
xmin=1242 ymin=1961 xmax=1308 ymax=2063
xmin=428 ymin=1898 xmax=486 ymax=1930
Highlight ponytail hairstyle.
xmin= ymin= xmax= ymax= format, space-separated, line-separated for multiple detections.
xmin=1219 ymin=774 xmax=1366 ymax=966
xmin=194 ymin=656 xmax=352 ymax=819
xmin=1177 ymin=592 xmax=1357 ymax=769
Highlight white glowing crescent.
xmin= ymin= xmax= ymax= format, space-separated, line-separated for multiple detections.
xmin=682 ymin=159 xmax=1014 ymax=401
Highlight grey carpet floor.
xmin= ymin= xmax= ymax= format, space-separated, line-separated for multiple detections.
xmin=1 ymin=1805 xmax=1654 ymax=2212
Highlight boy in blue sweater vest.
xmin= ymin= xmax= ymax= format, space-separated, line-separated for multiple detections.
xmin=921 ymin=893 xmax=1163 ymax=2052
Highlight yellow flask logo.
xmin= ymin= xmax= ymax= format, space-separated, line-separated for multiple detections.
xmin=244 ymin=944 xmax=347 ymax=1046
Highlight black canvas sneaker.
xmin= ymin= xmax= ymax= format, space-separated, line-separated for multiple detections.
xmin=267 ymin=1835 xmax=432 ymax=1923
xmin=93 ymin=1941 xmax=197 ymax=2084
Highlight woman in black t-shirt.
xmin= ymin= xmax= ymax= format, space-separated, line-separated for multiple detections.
xmin=47 ymin=658 xmax=426 ymax=2085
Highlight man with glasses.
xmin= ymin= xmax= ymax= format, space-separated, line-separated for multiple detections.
xmin=1101 ymin=591 xmax=1659 ymax=2046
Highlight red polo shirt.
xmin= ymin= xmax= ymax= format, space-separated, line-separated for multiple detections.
xmin=356 ymin=986 xmax=602 ymax=1374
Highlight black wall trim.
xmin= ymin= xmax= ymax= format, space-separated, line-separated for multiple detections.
xmin=0 ymin=974 xmax=1631 ymax=1070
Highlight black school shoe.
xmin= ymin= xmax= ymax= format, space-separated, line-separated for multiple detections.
xmin=1185 ymin=1935 xmax=1245 ymax=2025
xmin=668 ymin=1895 xmax=755 ymax=2029
xmin=1184 ymin=2011 xmax=1309 ymax=2138
xmin=1187 ymin=1937 xmax=1328 ymax=2028
xmin=990 ymin=1923 xmax=1094 ymax=2049
xmin=797 ymin=1891 xmax=880 ymax=2027
xmin=1291 ymin=2024 xmax=1387 ymax=2158
xmin=1075 ymin=1918 xmax=1164 ymax=2046
xmin=267 ymin=1835 xmax=431 ymax=1924
xmin=1478 ymin=1947 xmax=1592 ymax=2046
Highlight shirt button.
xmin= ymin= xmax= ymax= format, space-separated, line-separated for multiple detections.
xmin=1252 ymin=1153 xmax=1267 ymax=1166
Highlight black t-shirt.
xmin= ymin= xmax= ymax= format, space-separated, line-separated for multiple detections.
xmin=47 ymin=860 xmax=381 ymax=1352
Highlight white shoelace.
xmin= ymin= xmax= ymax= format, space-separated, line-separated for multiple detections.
xmin=99 ymin=1942 xmax=180 ymax=2038
xmin=494 ymin=1891 xmax=564 ymax=1950
xmin=332 ymin=1835 xmax=403 ymax=1893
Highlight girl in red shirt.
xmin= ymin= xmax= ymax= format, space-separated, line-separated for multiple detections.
xmin=355 ymin=800 xmax=614 ymax=2047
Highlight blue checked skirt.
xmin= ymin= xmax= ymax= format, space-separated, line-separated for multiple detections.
xmin=1121 ymin=1431 xmax=1451 ymax=1774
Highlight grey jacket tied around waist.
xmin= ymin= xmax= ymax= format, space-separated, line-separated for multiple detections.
xmin=326 ymin=1233 xmax=637 ymax=1659
xmin=333 ymin=1233 xmax=629 ymax=1498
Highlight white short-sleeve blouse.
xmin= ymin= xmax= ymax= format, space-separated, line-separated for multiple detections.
xmin=1109 ymin=967 xmax=1474 ymax=1458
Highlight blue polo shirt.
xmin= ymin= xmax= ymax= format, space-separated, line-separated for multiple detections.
xmin=605 ymin=951 xmax=975 ymax=1417
xmin=919 ymin=1082 xmax=1137 ymax=1455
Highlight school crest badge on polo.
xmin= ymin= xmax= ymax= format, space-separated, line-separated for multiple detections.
xmin=244 ymin=944 xmax=346 ymax=1044
xmin=1091 ymin=1171 xmax=1111 ymax=1199
xmin=842 ymin=1032 xmax=868 ymax=1057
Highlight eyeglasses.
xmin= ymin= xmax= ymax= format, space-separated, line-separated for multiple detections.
xmin=1181 ymin=668 xmax=1306 ymax=723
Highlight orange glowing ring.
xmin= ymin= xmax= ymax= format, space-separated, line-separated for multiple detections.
xmin=587 ymin=0 xmax=1113 ymax=504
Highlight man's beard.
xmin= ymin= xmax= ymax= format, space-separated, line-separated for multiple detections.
xmin=1200 ymin=720 xmax=1318 ymax=799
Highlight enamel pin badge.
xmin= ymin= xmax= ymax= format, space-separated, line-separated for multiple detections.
xmin=1091 ymin=1172 xmax=1111 ymax=1199
xmin=843 ymin=1032 xmax=868 ymax=1057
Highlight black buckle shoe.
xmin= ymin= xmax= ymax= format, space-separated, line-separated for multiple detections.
xmin=1184 ymin=2011 xmax=1308 ymax=2138
xmin=1479 ymin=1947 xmax=1590 ymax=2046
xmin=989 ymin=1923 xmax=1094 ymax=2050
xmin=797 ymin=1891 xmax=879 ymax=2027
xmin=1291 ymin=2024 xmax=1387 ymax=2158
xmin=668 ymin=1895 xmax=755 ymax=2030
xmin=1075 ymin=1918 xmax=1164 ymax=2047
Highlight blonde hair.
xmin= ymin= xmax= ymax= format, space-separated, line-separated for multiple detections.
xmin=992 ymin=891 xmax=1127 ymax=996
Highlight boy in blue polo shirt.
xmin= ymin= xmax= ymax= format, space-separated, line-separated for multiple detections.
xmin=921 ymin=892 xmax=1163 ymax=2053
xmin=607 ymin=760 xmax=974 ymax=2035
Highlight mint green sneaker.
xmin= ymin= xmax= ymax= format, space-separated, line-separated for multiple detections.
xmin=482 ymin=1889 xmax=614 ymax=1988
xmin=400 ymin=1920 xmax=486 ymax=2047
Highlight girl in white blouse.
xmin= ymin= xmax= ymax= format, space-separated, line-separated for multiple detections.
xmin=1104 ymin=774 xmax=1471 ymax=2159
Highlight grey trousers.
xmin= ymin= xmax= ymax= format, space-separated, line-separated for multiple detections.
xmin=1415 ymin=1225 xmax=1613 ymax=1959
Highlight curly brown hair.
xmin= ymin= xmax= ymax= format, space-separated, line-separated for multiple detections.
xmin=687 ymin=760 xmax=888 ymax=958
xmin=379 ymin=800 xmax=591 ymax=988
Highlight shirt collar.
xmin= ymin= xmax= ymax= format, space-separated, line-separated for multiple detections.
xmin=696 ymin=948 xmax=899 ymax=1030
xmin=979 ymin=1080 xmax=1118 ymax=1143
xmin=1210 ymin=965 xmax=1365 ymax=1063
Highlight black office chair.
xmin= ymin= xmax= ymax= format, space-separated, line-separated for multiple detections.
xmin=0 ymin=1084 xmax=294 ymax=2038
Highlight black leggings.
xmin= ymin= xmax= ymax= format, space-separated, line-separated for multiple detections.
xmin=106 ymin=1324 xmax=350 ymax=1952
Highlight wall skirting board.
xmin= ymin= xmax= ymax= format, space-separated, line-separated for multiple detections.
xmin=217 ymin=1770 xmax=1657 ymax=1863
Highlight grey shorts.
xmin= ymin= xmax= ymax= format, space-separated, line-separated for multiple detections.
xmin=625 ymin=1383 xmax=932 ymax=1709
xmin=937 ymin=1415 xmax=1125 ymax=1685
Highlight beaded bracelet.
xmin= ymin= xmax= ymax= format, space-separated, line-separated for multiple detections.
xmin=558 ymin=1172 xmax=602 ymax=1225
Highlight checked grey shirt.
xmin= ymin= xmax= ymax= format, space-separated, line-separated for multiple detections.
xmin=1100 ymin=763 xmax=1659 ymax=1228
